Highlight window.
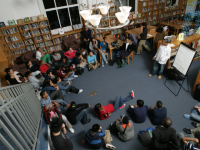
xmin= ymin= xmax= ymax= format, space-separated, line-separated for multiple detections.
xmin=42 ymin=0 xmax=81 ymax=30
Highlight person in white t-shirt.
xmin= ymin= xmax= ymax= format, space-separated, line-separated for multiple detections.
xmin=36 ymin=47 xmax=51 ymax=64
xmin=148 ymin=40 xmax=171 ymax=79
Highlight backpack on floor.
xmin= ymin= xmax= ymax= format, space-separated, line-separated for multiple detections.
xmin=108 ymin=60 xmax=115 ymax=66
xmin=137 ymin=127 xmax=154 ymax=147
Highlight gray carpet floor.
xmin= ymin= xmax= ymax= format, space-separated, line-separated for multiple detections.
xmin=64 ymin=49 xmax=200 ymax=150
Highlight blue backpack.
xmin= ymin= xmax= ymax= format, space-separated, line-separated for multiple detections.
xmin=137 ymin=127 xmax=154 ymax=147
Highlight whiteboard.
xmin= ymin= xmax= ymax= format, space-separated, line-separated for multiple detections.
xmin=173 ymin=42 xmax=196 ymax=76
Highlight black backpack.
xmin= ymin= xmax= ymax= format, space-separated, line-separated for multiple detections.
xmin=108 ymin=60 xmax=115 ymax=66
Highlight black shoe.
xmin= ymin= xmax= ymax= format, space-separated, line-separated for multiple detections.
xmin=84 ymin=119 xmax=91 ymax=124
xmin=183 ymin=128 xmax=191 ymax=134
xmin=81 ymin=68 xmax=84 ymax=73
xmin=88 ymin=68 xmax=91 ymax=72
xmin=148 ymin=51 xmax=152 ymax=54
xmin=191 ymin=122 xmax=197 ymax=128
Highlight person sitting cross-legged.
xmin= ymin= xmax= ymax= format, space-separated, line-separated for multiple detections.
xmin=55 ymin=77 xmax=83 ymax=95
xmin=66 ymin=101 xmax=91 ymax=125
xmin=184 ymin=103 xmax=200 ymax=122
xmin=115 ymin=116 xmax=135 ymax=142
xmin=128 ymin=99 xmax=148 ymax=123
xmin=73 ymin=53 xmax=86 ymax=75
xmin=82 ymin=124 xmax=116 ymax=150
xmin=94 ymin=91 xmax=134 ymax=120
xmin=87 ymin=51 xmax=100 ymax=71
xmin=183 ymin=122 xmax=200 ymax=136
xmin=50 ymin=117 xmax=74 ymax=150
xmin=44 ymin=103 xmax=74 ymax=133
xmin=25 ymin=71 xmax=44 ymax=90
xmin=176 ymin=131 xmax=200 ymax=150
xmin=40 ymin=91 xmax=68 ymax=114
xmin=64 ymin=47 xmax=77 ymax=63
xmin=56 ymin=65 xmax=78 ymax=81
xmin=148 ymin=101 xmax=167 ymax=125
xmin=52 ymin=51 xmax=61 ymax=66
xmin=117 ymin=37 xmax=134 ymax=68
xmin=148 ymin=118 xmax=180 ymax=150
xmin=39 ymin=60 xmax=55 ymax=77
xmin=148 ymin=40 xmax=171 ymax=79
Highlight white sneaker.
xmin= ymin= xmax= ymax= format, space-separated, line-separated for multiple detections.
xmin=102 ymin=65 xmax=104 ymax=67
xmin=74 ymin=75 xmax=78 ymax=78
xmin=130 ymin=104 xmax=134 ymax=108
xmin=106 ymin=144 xmax=116 ymax=150
xmin=106 ymin=61 xmax=108 ymax=64
xmin=78 ymin=89 xmax=83 ymax=93
xmin=69 ymin=128 xmax=74 ymax=133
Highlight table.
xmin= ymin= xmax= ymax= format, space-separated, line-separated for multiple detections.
xmin=97 ymin=35 xmax=124 ymax=60
xmin=160 ymin=19 xmax=193 ymax=35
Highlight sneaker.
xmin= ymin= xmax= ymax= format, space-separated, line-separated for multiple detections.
xmin=129 ymin=104 xmax=134 ymax=108
xmin=78 ymin=89 xmax=83 ymax=93
xmin=102 ymin=65 xmax=104 ymax=67
xmin=191 ymin=122 xmax=197 ymax=128
xmin=105 ymin=144 xmax=116 ymax=150
xmin=120 ymin=114 xmax=125 ymax=119
xmin=183 ymin=128 xmax=191 ymax=134
xmin=74 ymin=75 xmax=78 ymax=78
xmin=158 ymin=75 xmax=162 ymax=79
xmin=184 ymin=114 xmax=192 ymax=119
xmin=69 ymin=128 xmax=75 ymax=133
xmin=131 ymin=90 xmax=134 ymax=98
xmin=148 ymin=74 xmax=152 ymax=77
xmin=106 ymin=61 xmax=108 ymax=64
xmin=119 ymin=104 xmax=125 ymax=109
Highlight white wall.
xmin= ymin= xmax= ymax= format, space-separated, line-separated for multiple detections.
xmin=0 ymin=0 xmax=41 ymax=25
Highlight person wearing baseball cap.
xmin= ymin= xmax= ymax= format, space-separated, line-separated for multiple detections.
xmin=44 ymin=103 xmax=74 ymax=133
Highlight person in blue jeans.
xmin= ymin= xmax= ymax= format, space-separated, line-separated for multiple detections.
xmin=128 ymin=99 xmax=148 ymax=123
xmin=40 ymin=91 xmax=68 ymax=114
xmin=184 ymin=103 xmax=200 ymax=122
xmin=99 ymin=37 xmax=109 ymax=67
xmin=94 ymin=91 xmax=134 ymax=120
xmin=66 ymin=101 xmax=91 ymax=125
xmin=148 ymin=40 xmax=171 ymax=79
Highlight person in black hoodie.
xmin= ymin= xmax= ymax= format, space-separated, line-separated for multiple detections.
xmin=136 ymin=22 xmax=152 ymax=55
xmin=82 ymin=124 xmax=116 ymax=150
xmin=148 ymin=118 xmax=180 ymax=150
xmin=66 ymin=101 xmax=91 ymax=125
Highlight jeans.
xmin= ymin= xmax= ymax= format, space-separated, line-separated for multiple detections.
xmin=112 ymin=95 xmax=133 ymax=111
xmin=62 ymin=115 xmax=72 ymax=129
xmin=76 ymin=108 xmax=88 ymax=124
xmin=175 ymin=132 xmax=195 ymax=150
xmin=53 ymin=99 xmax=68 ymax=114
xmin=68 ymin=58 xmax=73 ymax=63
xmin=191 ymin=123 xmax=200 ymax=134
xmin=100 ymin=50 xmax=107 ymax=65
xmin=190 ymin=103 xmax=200 ymax=122
xmin=63 ymin=71 xmax=75 ymax=81
xmin=151 ymin=61 xmax=166 ymax=76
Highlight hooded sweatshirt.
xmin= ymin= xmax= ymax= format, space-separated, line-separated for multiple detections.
xmin=85 ymin=128 xmax=105 ymax=149
xmin=94 ymin=104 xmax=115 ymax=120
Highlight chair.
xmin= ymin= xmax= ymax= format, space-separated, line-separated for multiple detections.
xmin=168 ymin=26 xmax=176 ymax=35
xmin=62 ymin=36 xmax=80 ymax=51
xmin=125 ymin=51 xmax=133 ymax=65
xmin=12 ymin=63 xmax=30 ymax=75
xmin=98 ymin=49 xmax=109 ymax=64
xmin=22 ymin=51 xmax=40 ymax=66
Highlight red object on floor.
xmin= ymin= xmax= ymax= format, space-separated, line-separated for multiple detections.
xmin=119 ymin=104 xmax=125 ymax=109
xmin=131 ymin=91 xmax=134 ymax=98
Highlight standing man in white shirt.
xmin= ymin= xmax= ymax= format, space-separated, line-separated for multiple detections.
xmin=148 ymin=40 xmax=171 ymax=79
xmin=117 ymin=37 xmax=133 ymax=68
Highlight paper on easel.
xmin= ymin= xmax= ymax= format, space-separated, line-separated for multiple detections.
xmin=147 ymin=34 xmax=152 ymax=37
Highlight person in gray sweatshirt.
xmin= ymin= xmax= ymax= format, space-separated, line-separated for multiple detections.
xmin=116 ymin=116 xmax=134 ymax=141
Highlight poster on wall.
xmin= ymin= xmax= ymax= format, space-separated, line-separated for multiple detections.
xmin=166 ymin=0 xmax=171 ymax=7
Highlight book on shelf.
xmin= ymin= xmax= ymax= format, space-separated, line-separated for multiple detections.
xmin=142 ymin=18 xmax=147 ymax=22
xmin=12 ymin=47 xmax=26 ymax=55
xmin=96 ymin=34 xmax=102 ymax=38
xmin=136 ymin=19 xmax=141 ymax=23
xmin=148 ymin=7 xmax=152 ymax=11
xmin=42 ymin=48 xmax=47 ymax=53
xmin=154 ymin=0 xmax=158 ymax=4
xmin=173 ymin=11 xmax=176 ymax=15
xmin=36 ymin=42 xmax=45 ymax=48
xmin=154 ymin=5 xmax=158 ymax=10
xmin=73 ymin=23 xmax=83 ymax=30
xmin=27 ymin=44 xmax=36 ymax=51
xmin=34 ymin=36 xmax=43 ymax=42
xmin=159 ymin=10 xmax=162 ymax=14
xmin=19 ymin=25 xmax=29 ymax=31
xmin=25 ymin=38 xmax=34 ymax=45
xmin=32 ymin=29 xmax=41 ymax=36
xmin=142 ymin=8 xmax=147 ymax=12
xmin=110 ymin=7 xmax=116 ymax=13
xmin=47 ymin=46 xmax=55 ymax=52
xmin=4 ymin=36 xmax=18 ymax=43
xmin=133 ymin=14 xmax=137 ymax=18
xmin=55 ymin=44 xmax=62 ymax=50
xmin=147 ymin=21 xmax=151 ymax=25
xmin=1 ymin=27 xmax=18 ymax=35
xmin=43 ymin=34 xmax=51 ymax=40
xmin=159 ymin=4 xmax=162 ymax=9
xmin=148 ymin=17 xmax=152 ymax=21
xmin=45 ymin=40 xmax=54 ymax=46
xmin=30 ymin=23 xmax=39 ymax=29
xmin=153 ymin=15 xmax=157 ymax=20
xmin=159 ymin=14 xmax=163 ymax=18
xmin=149 ymin=1 xmax=153 ymax=5
xmin=39 ymin=21 xmax=48 ymax=27
xmin=53 ymin=37 xmax=61 ymax=44
xmin=41 ymin=27 xmax=50 ymax=34
xmin=148 ymin=12 xmax=151 ymax=16
xmin=142 ymin=2 xmax=146 ymax=6
xmin=8 ymin=41 xmax=25 ymax=49
xmin=22 ymin=31 xmax=32 ymax=38
xmin=153 ymin=11 xmax=158 ymax=15
xmin=91 ymin=30 xmax=95 ymax=34
xmin=128 ymin=13 xmax=133 ymax=20
xmin=138 ymin=13 xmax=141 ymax=18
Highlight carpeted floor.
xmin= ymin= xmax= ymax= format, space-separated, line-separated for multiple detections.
xmin=64 ymin=49 xmax=200 ymax=150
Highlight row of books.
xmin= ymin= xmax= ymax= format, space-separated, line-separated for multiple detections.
xmin=72 ymin=33 xmax=78 ymax=39
xmin=47 ymin=46 xmax=55 ymax=52
xmin=34 ymin=36 xmax=43 ymax=42
xmin=41 ymin=27 xmax=50 ymax=34
xmin=1 ymin=27 xmax=18 ymax=35
xmin=153 ymin=15 xmax=157 ymax=20
xmin=32 ymin=29 xmax=41 ymax=36
xmin=19 ymin=25 xmax=29 ymax=31
xmin=22 ymin=31 xmax=32 ymax=38
xmin=25 ymin=38 xmax=34 ymax=45
xmin=36 ymin=42 xmax=45 ymax=48
xmin=5 ymin=36 xmax=18 ymax=43
xmin=12 ymin=47 xmax=26 ymax=55
xmin=111 ymin=29 xmax=118 ymax=35
xmin=53 ymin=37 xmax=62 ymax=44
xmin=73 ymin=24 xmax=83 ymax=30
xmin=96 ymin=34 xmax=103 ymax=38
xmin=30 ymin=23 xmax=39 ymax=29
xmin=40 ymin=21 xmax=48 ymax=27
xmin=55 ymin=44 xmax=62 ymax=50
xmin=142 ymin=8 xmax=147 ymax=12
xmin=42 ymin=48 xmax=47 ymax=53
xmin=43 ymin=34 xmax=51 ymax=40
xmin=27 ymin=44 xmax=36 ymax=51
xmin=45 ymin=40 xmax=53 ymax=46
xmin=8 ymin=41 xmax=25 ymax=49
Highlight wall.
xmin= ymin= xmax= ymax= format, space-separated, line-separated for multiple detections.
xmin=0 ymin=0 xmax=40 ymax=25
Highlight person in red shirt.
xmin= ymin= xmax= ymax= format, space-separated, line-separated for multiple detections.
xmin=94 ymin=91 xmax=134 ymax=120
xmin=39 ymin=60 xmax=55 ymax=77
xmin=56 ymin=65 xmax=78 ymax=81
xmin=64 ymin=47 xmax=77 ymax=63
